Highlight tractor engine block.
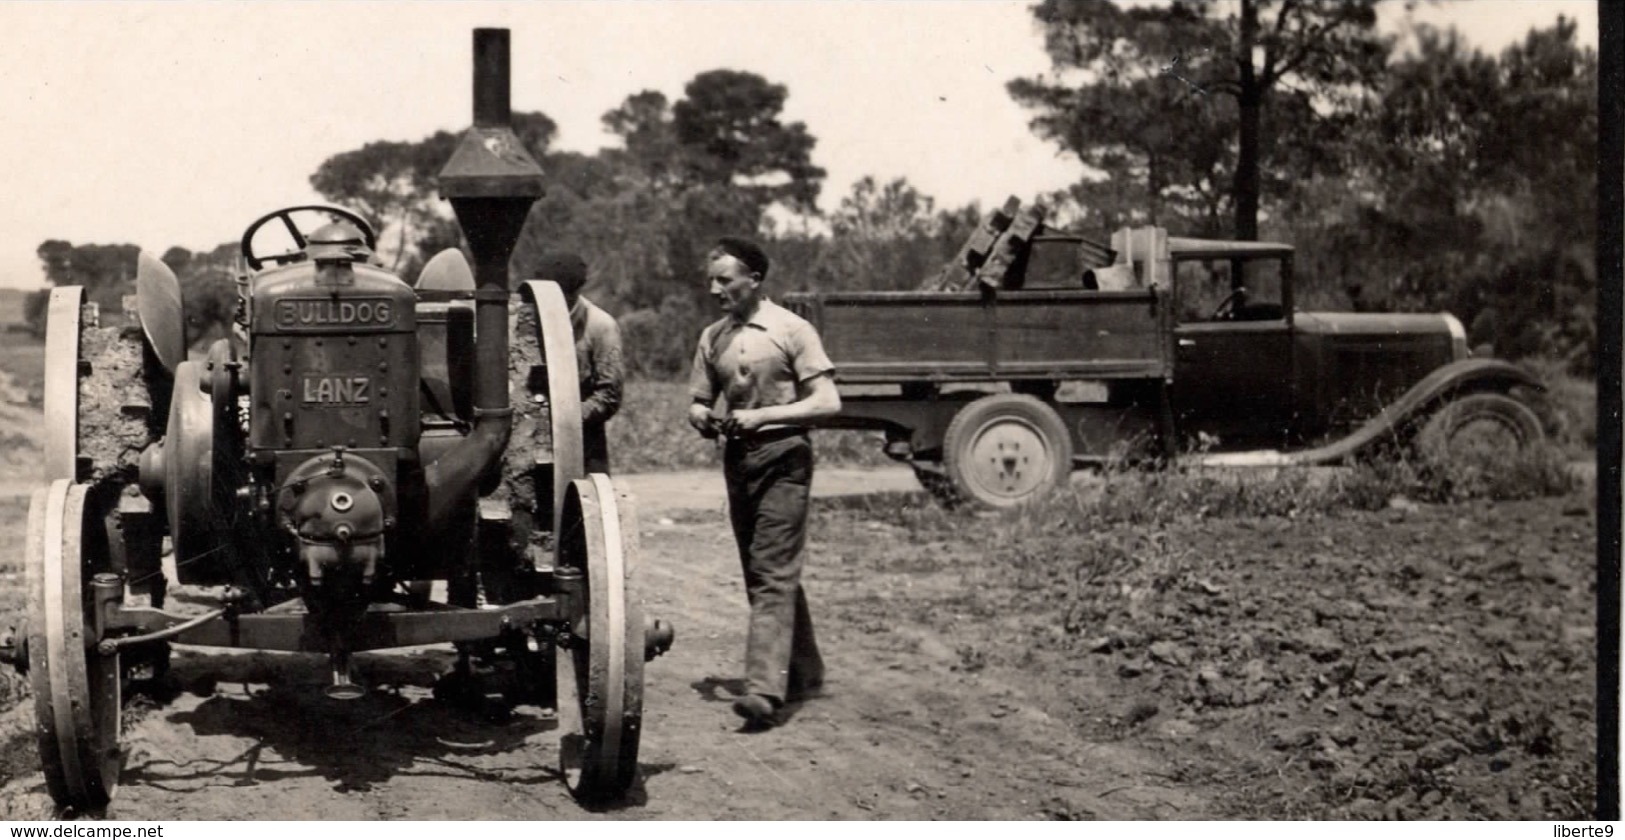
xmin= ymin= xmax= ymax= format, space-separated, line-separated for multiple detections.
xmin=247 ymin=246 xmax=420 ymax=454
xmin=241 ymin=226 xmax=423 ymax=599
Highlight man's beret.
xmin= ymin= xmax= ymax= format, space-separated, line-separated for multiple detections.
xmin=531 ymin=251 xmax=588 ymax=292
xmin=713 ymin=236 xmax=771 ymax=279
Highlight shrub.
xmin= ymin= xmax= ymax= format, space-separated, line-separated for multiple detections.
xmin=1518 ymin=357 xmax=1597 ymax=456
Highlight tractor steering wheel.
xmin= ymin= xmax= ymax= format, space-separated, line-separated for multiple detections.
xmin=240 ymin=205 xmax=377 ymax=271
xmin=1209 ymin=287 xmax=1248 ymax=321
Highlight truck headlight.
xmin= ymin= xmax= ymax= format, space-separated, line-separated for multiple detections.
xmin=1443 ymin=313 xmax=1468 ymax=360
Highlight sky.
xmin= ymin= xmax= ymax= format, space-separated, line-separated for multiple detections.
xmin=0 ymin=0 xmax=1599 ymax=289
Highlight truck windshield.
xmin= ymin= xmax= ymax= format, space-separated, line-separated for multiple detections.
xmin=1175 ymin=257 xmax=1286 ymax=322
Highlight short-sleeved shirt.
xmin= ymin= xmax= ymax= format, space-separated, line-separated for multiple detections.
xmin=688 ymin=299 xmax=835 ymax=423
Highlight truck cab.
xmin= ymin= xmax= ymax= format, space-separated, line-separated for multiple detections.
xmin=1164 ymin=237 xmax=1470 ymax=451
xmin=1167 ymin=239 xmax=1298 ymax=449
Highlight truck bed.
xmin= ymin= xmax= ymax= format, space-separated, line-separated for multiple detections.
xmin=783 ymin=288 xmax=1171 ymax=383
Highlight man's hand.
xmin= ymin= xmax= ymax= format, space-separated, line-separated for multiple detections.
xmin=688 ymin=402 xmax=720 ymax=439
xmin=722 ymin=408 xmax=769 ymax=436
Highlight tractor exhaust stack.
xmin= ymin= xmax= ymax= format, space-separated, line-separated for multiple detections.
xmin=427 ymin=28 xmax=546 ymax=529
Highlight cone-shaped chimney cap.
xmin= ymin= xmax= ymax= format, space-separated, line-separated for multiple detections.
xmin=439 ymin=29 xmax=544 ymax=200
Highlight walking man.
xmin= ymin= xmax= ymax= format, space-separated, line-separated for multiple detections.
xmin=687 ymin=236 xmax=841 ymax=728
xmin=533 ymin=251 xmax=624 ymax=474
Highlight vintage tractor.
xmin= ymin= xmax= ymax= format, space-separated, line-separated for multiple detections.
xmin=0 ymin=29 xmax=670 ymax=810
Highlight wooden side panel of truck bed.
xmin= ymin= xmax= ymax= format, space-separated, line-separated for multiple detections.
xmin=783 ymin=289 xmax=1171 ymax=383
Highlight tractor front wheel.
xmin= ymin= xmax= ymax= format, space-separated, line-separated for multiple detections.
xmin=27 ymin=479 xmax=122 ymax=812
xmin=555 ymin=475 xmax=644 ymax=803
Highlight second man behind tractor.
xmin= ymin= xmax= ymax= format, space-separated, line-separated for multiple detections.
xmin=532 ymin=251 xmax=625 ymax=474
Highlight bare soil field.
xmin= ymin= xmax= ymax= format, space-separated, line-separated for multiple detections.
xmin=0 ymin=363 xmax=1598 ymax=820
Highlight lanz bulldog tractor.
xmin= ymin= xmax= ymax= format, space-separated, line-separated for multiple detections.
xmin=0 ymin=29 xmax=670 ymax=810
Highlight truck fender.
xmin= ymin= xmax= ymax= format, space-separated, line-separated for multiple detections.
xmin=1202 ymin=359 xmax=1544 ymax=467
xmin=1365 ymin=357 xmax=1545 ymax=432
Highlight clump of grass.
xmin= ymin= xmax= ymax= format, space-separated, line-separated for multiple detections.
xmin=1349 ymin=441 xmax=1580 ymax=504
xmin=836 ymin=439 xmax=1580 ymax=540
xmin=1091 ymin=467 xmax=1334 ymax=524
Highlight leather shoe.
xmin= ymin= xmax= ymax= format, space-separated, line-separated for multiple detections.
xmin=732 ymin=693 xmax=779 ymax=726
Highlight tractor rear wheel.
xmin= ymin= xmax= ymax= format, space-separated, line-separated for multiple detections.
xmin=27 ymin=479 xmax=122 ymax=812
xmin=942 ymin=393 xmax=1073 ymax=508
xmin=42 ymin=289 xmax=85 ymax=481
xmin=516 ymin=280 xmax=586 ymax=536
xmin=476 ymin=280 xmax=586 ymax=607
xmin=45 ymin=286 xmax=171 ymax=486
xmin=555 ymin=475 xmax=644 ymax=802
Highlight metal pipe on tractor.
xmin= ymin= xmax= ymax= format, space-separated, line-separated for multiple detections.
xmin=426 ymin=28 xmax=536 ymax=533
xmin=3 ymin=27 xmax=671 ymax=813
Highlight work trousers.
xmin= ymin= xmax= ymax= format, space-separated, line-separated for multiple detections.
xmin=723 ymin=433 xmax=824 ymax=703
xmin=584 ymin=420 xmax=610 ymax=475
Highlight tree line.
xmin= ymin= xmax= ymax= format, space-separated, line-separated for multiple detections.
xmin=27 ymin=3 xmax=1596 ymax=376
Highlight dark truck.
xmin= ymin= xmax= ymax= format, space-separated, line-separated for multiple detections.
xmin=783 ymin=218 xmax=1545 ymax=507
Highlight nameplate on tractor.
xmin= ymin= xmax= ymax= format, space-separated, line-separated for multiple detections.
xmin=275 ymin=298 xmax=397 ymax=331
xmin=302 ymin=375 xmax=371 ymax=405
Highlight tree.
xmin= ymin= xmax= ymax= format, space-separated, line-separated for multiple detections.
xmin=507 ymin=72 xmax=828 ymax=378
xmin=1010 ymin=0 xmax=1386 ymax=240
xmin=310 ymin=112 xmax=556 ymax=271
xmin=512 ymin=150 xmax=686 ymax=312
xmin=1286 ymin=17 xmax=1597 ymax=370
xmin=830 ymin=176 xmax=938 ymax=241
xmin=601 ymin=91 xmax=686 ymax=192
xmin=162 ymin=243 xmax=240 ymax=348
xmin=516 ymin=73 xmax=826 ymax=320
xmin=30 ymin=240 xmax=141 ymax=332
xmin=817 ymin=177 xmax=956 ymax=290
xmin=673 ymin=70 xmax=826 ymax=216
xmin=1366 ymin=18 xmax=1596 ymax=368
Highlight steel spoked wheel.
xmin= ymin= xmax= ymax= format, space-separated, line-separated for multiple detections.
xmin=942 ymin=393 xmax=1074 ymax=508
xmin=1418 ymin=393 xmax=1544 ymax=463
xmin=556 ymin=475 xmax=644 ymax=802
xmin=27 ymin=479 xmax=122 ymax=811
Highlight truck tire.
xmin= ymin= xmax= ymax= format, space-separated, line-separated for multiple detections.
xmin=942 ymin=393 xmax=1073 ymax=508
xmin=1417 ymin=392 xmax=1544 ymax=463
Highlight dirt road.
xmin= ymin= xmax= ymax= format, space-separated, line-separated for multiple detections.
xmin=0 ymin=461 xmax=1597 ymax=820
xmin=0 ymin=467 xmax=1198 ymax=820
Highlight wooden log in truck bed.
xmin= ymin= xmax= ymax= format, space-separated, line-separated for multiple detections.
xmin=782 ymin=288 xmax=1171 ymax=384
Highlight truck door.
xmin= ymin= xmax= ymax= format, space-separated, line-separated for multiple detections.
xmin=1169 ymin=256 xmax=1295 ymax=449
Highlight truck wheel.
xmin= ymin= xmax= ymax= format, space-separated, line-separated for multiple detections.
xmin=942 ymin=394 xmax=1073 ymax=508
xmin=1417 ymin=393 xmax=1543 ymax=463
